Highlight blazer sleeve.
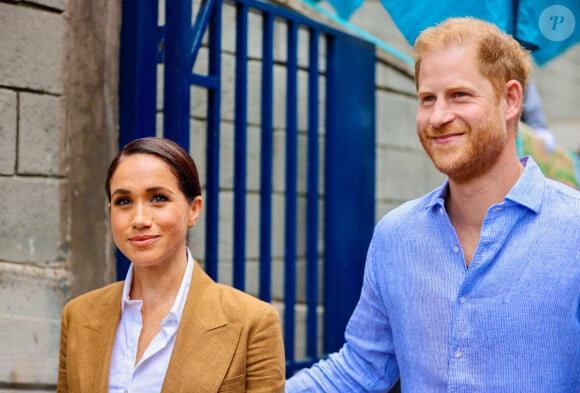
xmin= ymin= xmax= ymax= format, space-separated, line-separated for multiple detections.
xmin=245 ymin=303 xmax=286 ymax=393
xmin=56 ymin=301 xmax=70 ymax=393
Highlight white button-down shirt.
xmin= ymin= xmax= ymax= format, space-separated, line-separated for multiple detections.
xmin=108 ymin=249 xmax=194 ymax=393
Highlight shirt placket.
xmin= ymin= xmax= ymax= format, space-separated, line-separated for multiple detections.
xmin=446 ymin=203 xmax=522 ymax=392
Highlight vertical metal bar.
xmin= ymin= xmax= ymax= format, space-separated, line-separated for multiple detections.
xmin=204 ymin=0 xmax=223 ymax=280
xmin=259 ymin=11 xmax=275 ymax=302
xmin=119 ymin=0 xmax=158 ymax=147
xmin=233 ymin=2 xmax=249 ymax=290
xmin=163 ymin=0 xmax=192 ymax=149
xmin=117 ymin=0 xmax=158 ymax=280
xmin=324 ymin=34 xmax=376 ymax=353
xmin=284 ymin=19 xmax=299 ymax=363
xmin=189 ymin=0 xmax=218 ymax=67
xmin=306 ymin=27 xmax=320 ymax=359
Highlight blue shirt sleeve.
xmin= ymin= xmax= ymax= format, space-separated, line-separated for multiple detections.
xmin=285 ymin=225 xmax=400 ymax=392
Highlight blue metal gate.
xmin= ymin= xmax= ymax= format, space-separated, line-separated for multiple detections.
xmin=119 ymin=0 xmax=376 ymax=375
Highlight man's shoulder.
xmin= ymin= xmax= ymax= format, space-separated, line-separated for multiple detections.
xmin=542 ymin=178 xmax=580 ymax=216
xmin=377 ymin=187 xmax=442 ymax=228
xmin=544 ymin=177 xmax=580 ymax=200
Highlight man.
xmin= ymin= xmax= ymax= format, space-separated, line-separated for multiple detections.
xmin=285 ymin=17 xmax=580 ymax=392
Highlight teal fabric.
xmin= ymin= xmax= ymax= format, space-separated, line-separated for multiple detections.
xmin=319 ymin=0 xmax=580 ymax=65
xmin=516 ymin=1 xmax=580 ymax=65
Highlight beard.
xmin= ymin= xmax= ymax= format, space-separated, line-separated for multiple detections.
xmin=418 ymin=112 xmax=507 ymax=183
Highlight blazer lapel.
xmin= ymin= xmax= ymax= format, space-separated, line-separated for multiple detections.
xmin=76 ymin=283 xmax=122 ymax=392
xmin=162 ymin=263 xmax=242 ymax=393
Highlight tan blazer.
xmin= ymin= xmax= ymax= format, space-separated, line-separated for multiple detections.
xmin=57 ymin=261 xmax=285 ymax=392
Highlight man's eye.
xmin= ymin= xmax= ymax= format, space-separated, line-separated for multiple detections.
xmin=151 ymin=194 xmax=168 ymax=203
xmin=454 ymin=92 xmax=467 ymax=98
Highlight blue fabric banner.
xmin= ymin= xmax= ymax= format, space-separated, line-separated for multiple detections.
xmin=320 ymin=0 xmax=580 ymax=65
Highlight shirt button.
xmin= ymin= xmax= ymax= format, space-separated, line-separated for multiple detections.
xmin=454 ymin=350 xmax=462 ymax=358
xmin=453 ymin=246 xmax=460 ymax=253
xmin=439 ymin=208 xmax=444 ymax=214
xmin=459 ymin=296 xmax=466 ymax=304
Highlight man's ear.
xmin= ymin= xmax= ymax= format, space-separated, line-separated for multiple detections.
xmin=504 ymin=79 xmax=524 ymax=122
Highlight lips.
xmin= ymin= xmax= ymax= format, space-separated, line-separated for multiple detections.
xmin=432 ymin=133 xmax=464 ymax=144
xmin=128 ymin=234 xmax=160 ymax=247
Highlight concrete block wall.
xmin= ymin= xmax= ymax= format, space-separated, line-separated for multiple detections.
xmin=533 ymin=48 xmax=580 ymax=153
xmin=0 ymin=0 xmax=119 ymax=390
xmin=0 ymin=2 xmax=68 ymax=389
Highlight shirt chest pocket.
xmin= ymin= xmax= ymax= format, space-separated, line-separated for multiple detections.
xmin=219 ymin=374 xmax=245 ymax=392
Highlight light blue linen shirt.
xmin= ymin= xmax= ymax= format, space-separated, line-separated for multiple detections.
xmin=286 ymin=156 xmax=580 ymax=392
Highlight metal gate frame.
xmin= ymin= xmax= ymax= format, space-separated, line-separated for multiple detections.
xmin=119 ymin=0 xmax=376 ymax=374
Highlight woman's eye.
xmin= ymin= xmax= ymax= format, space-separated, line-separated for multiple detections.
xmin=113 ymin=197 xmax=131 ymax=206
xmin=151 ymin=194 xmax=168 ymax=203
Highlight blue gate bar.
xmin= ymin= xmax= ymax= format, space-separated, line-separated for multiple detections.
xmin=119 ymin=0 xmax=158 ymax=146
xmin=117 ymin=0 xmax=159 ymax=280
xmin=323 ymin=34 xmax=376 ymax=353
xmin=233 ymin=2 xmax=249 ymax=291
xmin=306 ymin=28 xmax=320 ymax=359
xmin=204 ymin=0 xmax=224 ymax=280
xmin=284 ymin=19 xmax=299 ymax=364
xmin=190 ymin=73 xmax=219 ymax=89
xmin=259 ymin=11 xmax=275 ymax=303
xmin=235 ymin=0 xmax=344 ymax=35
xmin=163 ymin=0 xmax=192 ymax=149
xmin=189 ymin=0 xmax=219 ymax=68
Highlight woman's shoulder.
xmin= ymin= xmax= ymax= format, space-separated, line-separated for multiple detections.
xmin=64 ymin=280 xmax=124 ymax=312
xmin=192 ymin=263 xmax=278 ymax=321
xmin=214 ymin=283 xmax=276 ymax=314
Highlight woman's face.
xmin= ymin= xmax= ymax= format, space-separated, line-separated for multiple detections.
xmin=109 ymin=153 xmax=202 ymax=269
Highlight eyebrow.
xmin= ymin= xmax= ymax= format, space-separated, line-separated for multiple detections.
xmin=111 ymin=186 xmax=174 ymax=198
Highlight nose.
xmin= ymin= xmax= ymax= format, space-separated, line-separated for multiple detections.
xmin=132 ymin=203 xmax=152 ymax=229
xmin=429 ymin=99 xmax=455 ymax=129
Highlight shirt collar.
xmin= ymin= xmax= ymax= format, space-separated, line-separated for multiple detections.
xmin=425 ymin=180 xmax=449 ymax=210
xmin=120 ymin=248 xmax=195 ymax=322
xmin=425 ymin=156 xmax=545 ymax=213
xmin=167 ymin=248 xmax=194 ymax=325
xmin=503 ymin=156 xmax=544 ymax=213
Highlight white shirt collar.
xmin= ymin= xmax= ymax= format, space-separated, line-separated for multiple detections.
xmin=120 ymin=248 xmax=195 ymax=325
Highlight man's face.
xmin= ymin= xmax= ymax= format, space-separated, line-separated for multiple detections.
xmin=416 ymin=44 xmax=508 ymax=183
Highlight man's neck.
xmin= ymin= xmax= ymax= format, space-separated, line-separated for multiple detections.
xmin=445 ymin=154 xmax=524 ymax=266
xmin=447 ymin=153 xmax=524 ymax=224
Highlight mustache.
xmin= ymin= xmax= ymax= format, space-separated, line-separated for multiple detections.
xmin=423 ymin=122 xmax=467 ymax=137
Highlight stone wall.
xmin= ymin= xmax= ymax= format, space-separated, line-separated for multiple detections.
xmin=0 ymin=0 xmax=119 ymax=390
xmin=0 ymin=1 xmax=67 ymax=389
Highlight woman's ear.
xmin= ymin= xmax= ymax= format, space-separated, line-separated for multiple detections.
xmin=504 ymin=79 xmax=524 ymax=122
xmin=188 ymin=196 xmax=203 ymax=227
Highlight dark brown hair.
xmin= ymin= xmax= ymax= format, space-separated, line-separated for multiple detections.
xmin=105 ymin=137 xmax=201 ymax=203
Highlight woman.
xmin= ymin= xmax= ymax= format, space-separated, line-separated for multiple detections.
xmin=57 ymin=137 xmax=285 ymax=392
